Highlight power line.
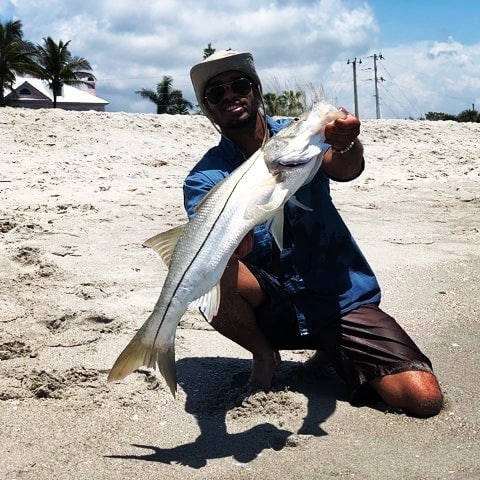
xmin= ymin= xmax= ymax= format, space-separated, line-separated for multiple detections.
xmin=379 ymin=62 xmax=422 ymax=118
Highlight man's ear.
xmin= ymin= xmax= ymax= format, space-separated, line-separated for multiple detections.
xmin=204 ymin=101 xmax=214 ymax=115
xmin=253 ymin=84 xmax=263 ymax=106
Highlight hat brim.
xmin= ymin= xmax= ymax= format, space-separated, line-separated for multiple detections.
xmin=190 ymin=51 xmax=261 ymax=114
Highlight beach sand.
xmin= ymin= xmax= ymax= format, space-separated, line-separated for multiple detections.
xmin=1 ymin=107 xmax=479 ymax=479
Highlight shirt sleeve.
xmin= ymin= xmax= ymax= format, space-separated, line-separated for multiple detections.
xmin=183 ymin=170 xmax=220 ymax=219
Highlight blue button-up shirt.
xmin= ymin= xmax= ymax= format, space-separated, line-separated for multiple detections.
xmin=183 ymin=116 xmax=381 ymax=334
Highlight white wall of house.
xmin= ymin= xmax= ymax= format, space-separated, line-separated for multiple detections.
xmin=6 ymin=77 xmax=109 ymax=112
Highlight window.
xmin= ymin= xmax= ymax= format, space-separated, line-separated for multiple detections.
xmin=19 ymin=88 xmax=32 ymax=96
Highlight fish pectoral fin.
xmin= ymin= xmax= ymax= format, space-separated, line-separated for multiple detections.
xmin=189 ymin=283 xmax=221 ymax=322
xmin=275 ymin=143 xmax=322 ymax=166
xmin=266 ymin=211 xmax=285 ymax=250
xmin=258 ymin=184 xmax=290 ymax=213
xmin=265 ymin=196 xmax=312 ymax=250
xmin=288 ymin=195 xmax=313 ymax=211
xmin=143 ymin=223 xmax=186 ymax=266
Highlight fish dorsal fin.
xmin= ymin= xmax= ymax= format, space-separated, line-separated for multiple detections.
xmin=143 ymin=224 xmax=185 ymax=266
xmin=189 ymin=283 xmax=221 ymax=322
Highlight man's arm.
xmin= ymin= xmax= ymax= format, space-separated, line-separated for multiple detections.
xmin=322 ymin=108 xmax=364 ymax=181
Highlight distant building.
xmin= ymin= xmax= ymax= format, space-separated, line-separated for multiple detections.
xmin=5 ymin=76 xmax=109 ymax=111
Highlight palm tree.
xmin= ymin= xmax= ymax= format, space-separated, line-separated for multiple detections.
xmin=280 ymin=90 xmax=305 ymax=117
xmin=136 ymin=75 xmax=193 ymax=114
xmin=203 ymin=43 xmax=215 ymax=59
xmin=0 ymin=19 xmax=38 ymax=106
xmin=263 ymin=92 xmax=281 ymax=116
xmin=33 ymin=37 xmax=94 ymax=108
xmin=263 ymin=90 xmax=306 ymax=117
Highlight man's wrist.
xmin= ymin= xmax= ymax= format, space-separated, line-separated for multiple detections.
xmin=331 ymin=141 xmax=355 ymax=154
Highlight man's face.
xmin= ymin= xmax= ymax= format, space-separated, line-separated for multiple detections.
xmin=204 ymin=70 xmax=259 ymax=129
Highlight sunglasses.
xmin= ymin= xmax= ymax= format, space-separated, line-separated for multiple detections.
xmin=204 ymin=77 xmax=253 ymax=105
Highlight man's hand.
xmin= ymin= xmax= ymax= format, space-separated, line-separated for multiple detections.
xmin=324 ymin=107 xmax=361 ymax=150
xmin=322 ymin=107 xmax=364 ymax=181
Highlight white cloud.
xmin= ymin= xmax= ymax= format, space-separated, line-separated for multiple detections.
xmin=379 ymin=40 xmax=479 ymax=117
xmin=4 ymin=1 xmax=480 ymax=117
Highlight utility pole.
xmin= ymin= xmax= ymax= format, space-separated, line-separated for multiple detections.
xmin=347 ymin=57 xmax=361 ymax=118
xmin=347 ymin=53 xmax=383 ymax=118
xmin=373 ymin=53 xmax=384 ymax=119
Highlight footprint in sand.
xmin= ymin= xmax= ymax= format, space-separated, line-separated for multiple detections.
xmin=24 ymin=368 xmax=100 ymax=399
xmin=0 ymin=340 xmax=32 ymax=360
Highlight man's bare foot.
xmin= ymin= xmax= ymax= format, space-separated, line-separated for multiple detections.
xmin=302 ymin=350 xmax=330 ymax=370
xmin=248 ymin=350 xmax=281 ymax=390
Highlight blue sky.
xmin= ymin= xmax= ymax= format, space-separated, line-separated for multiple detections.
xmin=368 ymin=0 xmax=480 ymax=46
xmin=1 ymin=0 xmax=480 ymax=118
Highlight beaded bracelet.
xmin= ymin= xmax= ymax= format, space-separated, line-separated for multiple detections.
xmin=331 ymin=141 xmax=355 ymax=154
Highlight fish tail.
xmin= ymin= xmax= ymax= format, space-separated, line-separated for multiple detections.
xmin=156 ymin=345 xmax=177 ymax=397
xmin=108 ymin=329 xmax=177 ymax=397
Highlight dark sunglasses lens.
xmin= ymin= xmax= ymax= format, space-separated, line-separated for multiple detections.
xmin=205 ymin=78 xmax=252 ymax=104
xmin=231 ymin=78 xmax=252 ymax=95
xmin=205 ymin=86 xmax=225 ymax=104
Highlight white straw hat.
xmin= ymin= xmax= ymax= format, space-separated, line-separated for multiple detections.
xmin=190 ymin=50 xmax=261 ymax=114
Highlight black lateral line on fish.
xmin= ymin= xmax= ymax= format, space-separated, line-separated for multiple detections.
xmin=150 ymin=152 xmax=264 ymax=346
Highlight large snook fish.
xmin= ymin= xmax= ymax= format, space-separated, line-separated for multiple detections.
xmin=108 ymin=103 xmax=346 ymax=396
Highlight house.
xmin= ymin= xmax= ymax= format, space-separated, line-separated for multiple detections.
xmin=5 ymin=76 xmax=109 ymax=111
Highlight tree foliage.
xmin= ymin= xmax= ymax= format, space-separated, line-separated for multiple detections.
xmin=262 ymin=78 xmax=326 ymax=117
xmin=456 ymin=108 xmax=480 ymax=123
xmin=425 ymin=109 xmax=479 ymax=122
xmin=33 ymin=37 xmax=94 ymax=108
xmin=425 ymin=111 xmax=458 ymax=121
xmin=0 ymin=19 xmax=38 ymax=106
xmin=203 ymin=43 xmax=215 ymax=59
xmin=136 ymin=75 xmax=193 ymax=114
xmin=263 ymin=90 xmax=306 ymax=117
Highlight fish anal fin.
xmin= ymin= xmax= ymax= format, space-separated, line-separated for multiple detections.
xmin=143 ymin=224 xmax=186 ymax=266
xmin=189 ymin=283 xmax=221 ymax=322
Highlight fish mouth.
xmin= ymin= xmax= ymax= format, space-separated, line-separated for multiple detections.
xmin=277 ymin=159 xmax=310 ymax=167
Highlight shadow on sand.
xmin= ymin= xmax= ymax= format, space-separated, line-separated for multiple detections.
xmin=106 ymin=356 xmax=349 ymax=468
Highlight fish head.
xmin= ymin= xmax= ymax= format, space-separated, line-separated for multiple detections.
xmin=264 ymin=103 xmax=346 ymax=178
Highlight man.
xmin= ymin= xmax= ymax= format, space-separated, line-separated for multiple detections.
xmin=184 ymin=50 xmax=443 ymax=417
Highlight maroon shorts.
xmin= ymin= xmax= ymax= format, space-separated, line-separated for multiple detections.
xmin=251 ymin=267 xmax=434 ymax=404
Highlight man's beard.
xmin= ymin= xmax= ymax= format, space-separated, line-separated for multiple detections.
xmin=218 ymin=101 xmax=259 ymax=130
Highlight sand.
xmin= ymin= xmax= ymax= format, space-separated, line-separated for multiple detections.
xmin=1 ymin=107 xmax=479 ymax=480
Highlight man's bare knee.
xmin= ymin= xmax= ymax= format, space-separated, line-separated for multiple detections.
xmin=371 ymin=370 xmax=443 ymax=417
